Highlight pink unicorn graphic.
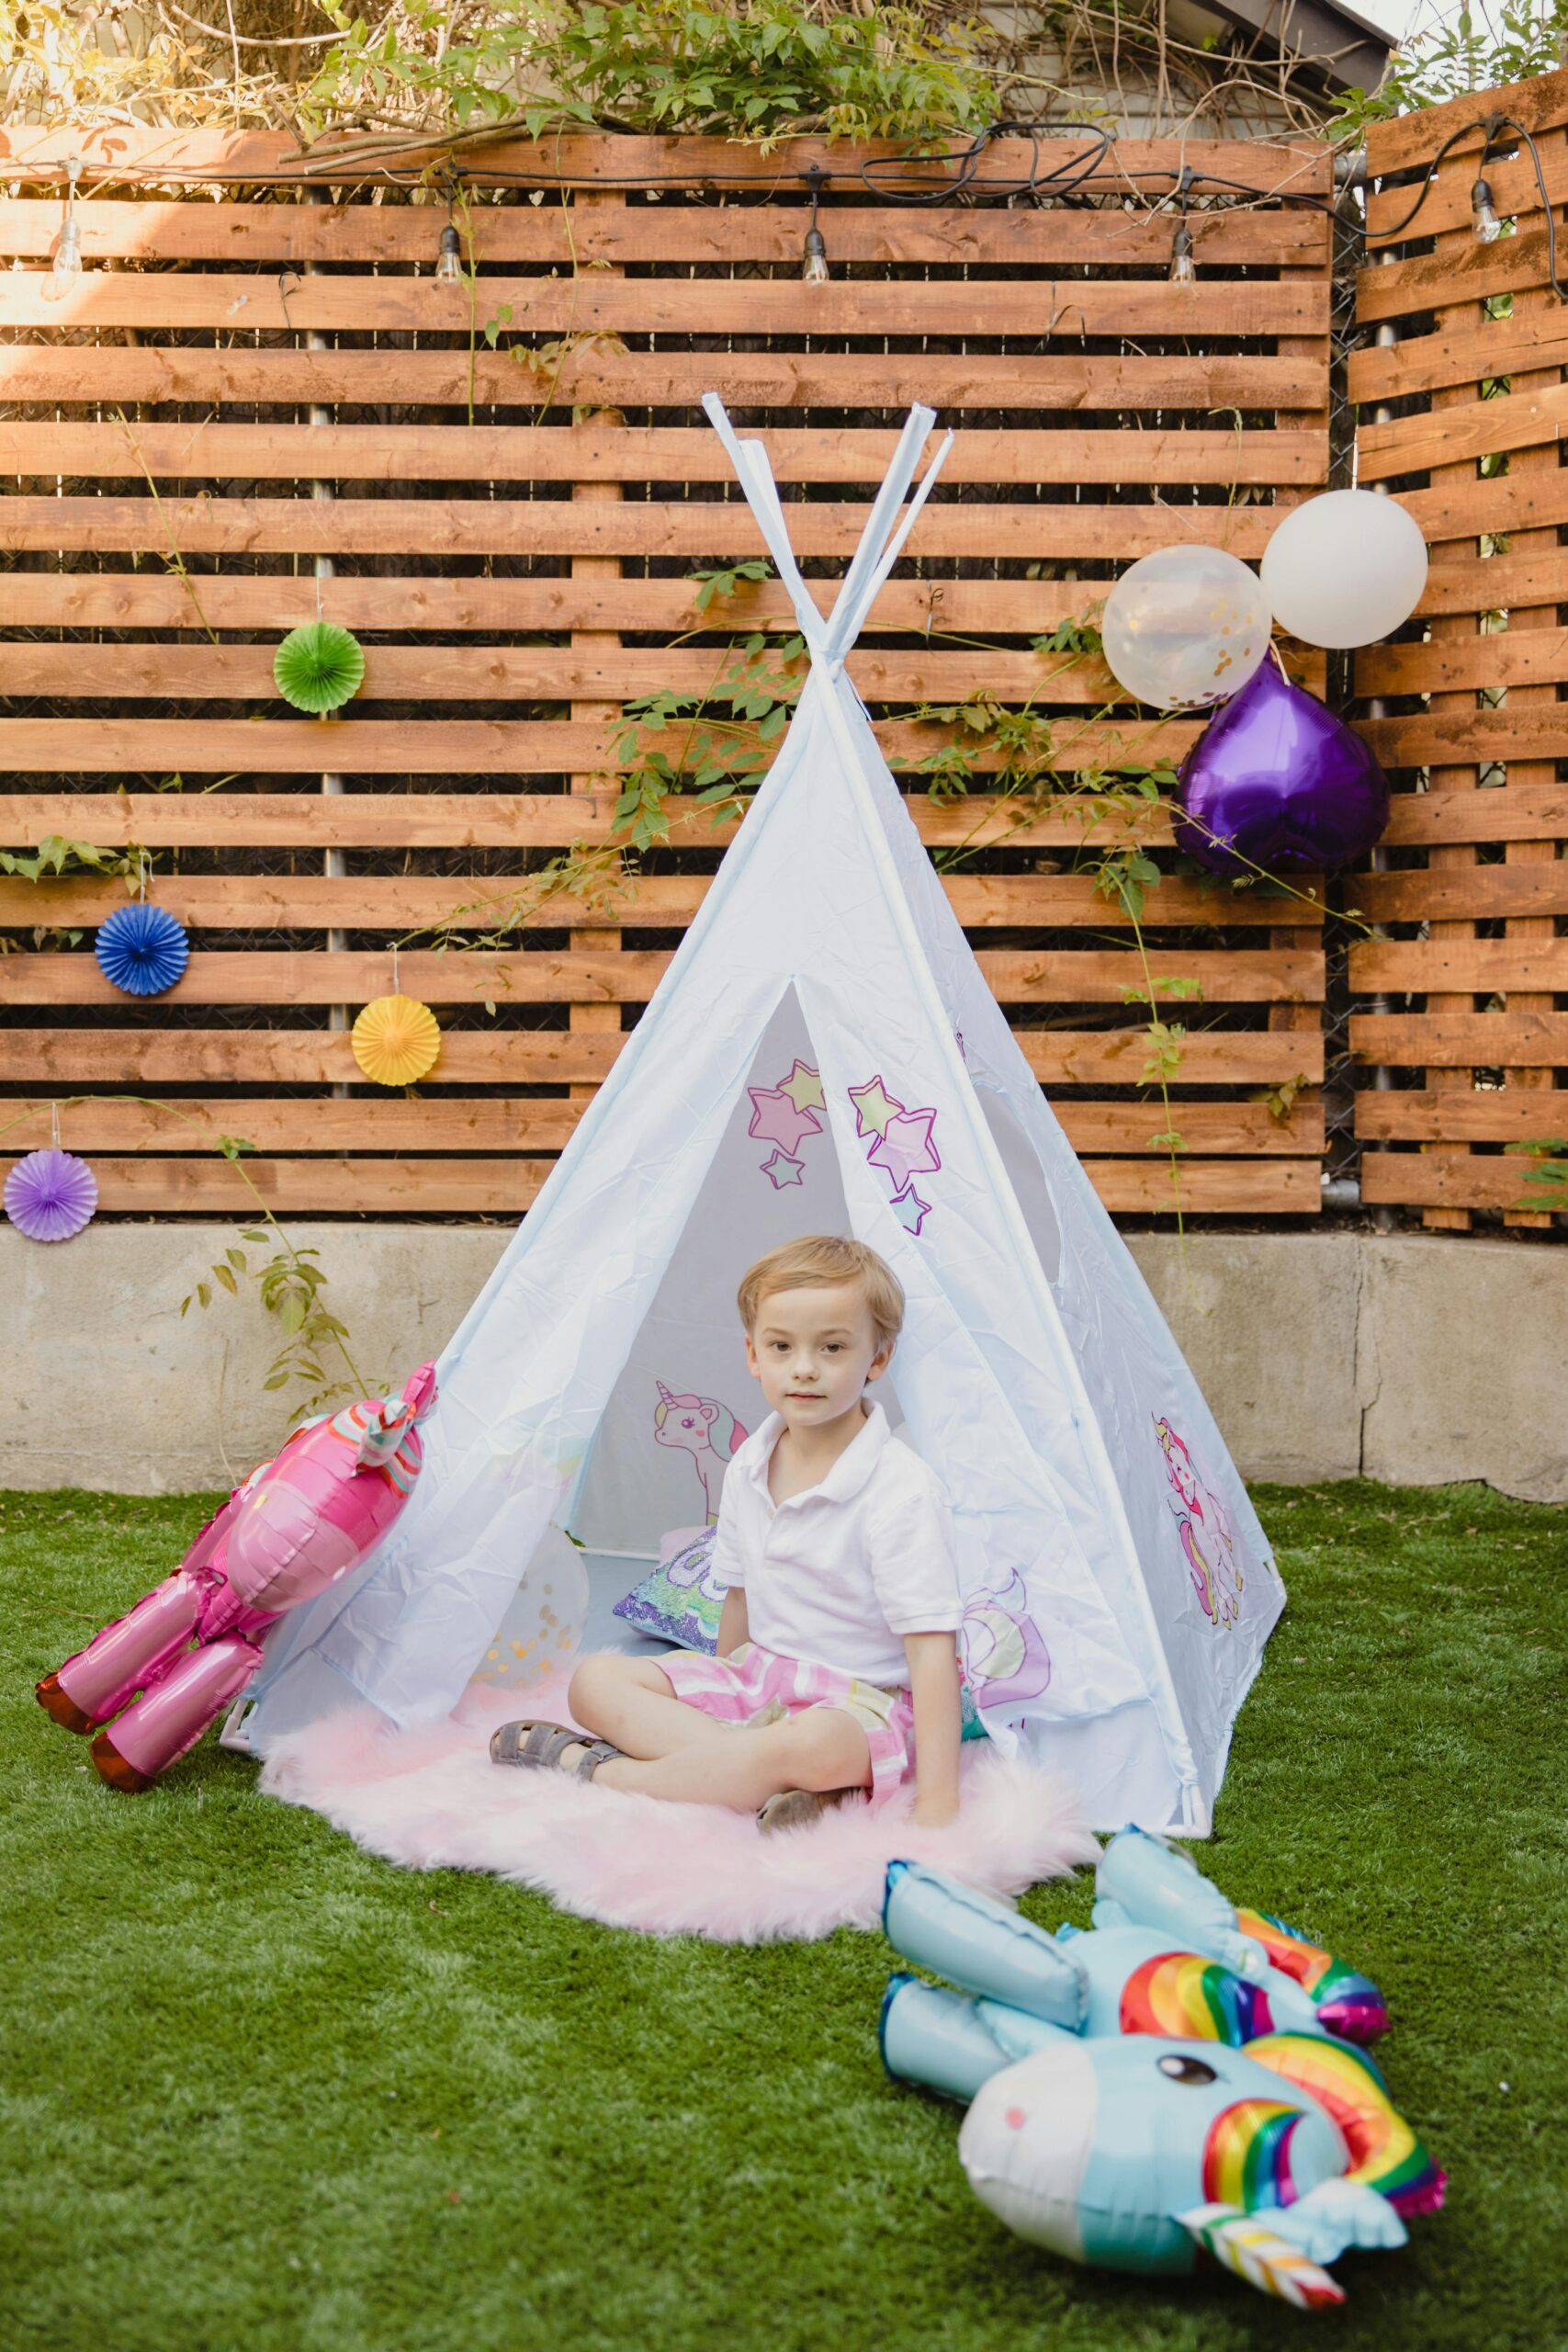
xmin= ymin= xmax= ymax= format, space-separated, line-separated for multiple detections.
xmin=653 ymin=1381 xmax=749 ymax=1526
xmin=962 ymin=1569 xmax=1053 ymax=1717
xmin=1153 ymin=1414 xmax=1244 ymax=1629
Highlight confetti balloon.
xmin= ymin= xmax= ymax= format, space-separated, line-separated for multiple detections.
xmin=4 ymin=1147 xmax=97 ymax=1242
xmin=1174 ymin=658 xmax=1390 ymax=876
xmin=469 ymin=1525 xmax=590 ymax=1690
xmin=274 ymin=621 xmax=366 ymax=714
xmin=94 ymin=901 xmax=189 ymax=998
xmin=351 ymin=993 xmax=441 ymax=1087
xmin=1261 ymin=491 xmax=1427 ymax=650
xmin=1101 ymin=546 xmax=1273 ymax=712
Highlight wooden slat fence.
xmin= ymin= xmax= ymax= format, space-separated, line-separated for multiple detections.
xmin=1353 ymin=66 xmax=1568 ymax=1227
xmin=0 ymin=127 xmax=1335 ymax=1218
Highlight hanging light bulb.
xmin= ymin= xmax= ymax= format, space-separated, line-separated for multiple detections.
xmin=52 ymin=157 xmax=84 ymax=283
xmin=801 ymin=165 xmax=830 ymax=286
xmin=1471 ymin=175 xmax=1503 ymax=243
xmin=1168 ymin=222 xmax=1196 ymax=284
xmin=434 ymin=178 xmax=465 ymax=283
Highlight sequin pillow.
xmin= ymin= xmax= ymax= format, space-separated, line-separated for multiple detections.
xmin=612 ymin=1524 xmax=725 ymax=1653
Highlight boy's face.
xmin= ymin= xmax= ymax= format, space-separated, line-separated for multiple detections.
xmin=743 ymin=1281 xmax=893 ymax=1431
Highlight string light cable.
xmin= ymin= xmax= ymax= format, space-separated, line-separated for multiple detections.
xmin=1363 ymin=108 xmax=1565 ymax=300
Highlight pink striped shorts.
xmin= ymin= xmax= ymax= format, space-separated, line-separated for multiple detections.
xmin=658 ymin=1640 xmax=917 ymax=1809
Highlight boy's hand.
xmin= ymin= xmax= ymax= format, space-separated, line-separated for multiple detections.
xmin=909 ymin=1792 xmax=959 ymax=1829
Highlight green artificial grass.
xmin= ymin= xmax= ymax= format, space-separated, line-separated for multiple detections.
xmin=1 ymin=1482 xmax=1564 ymax=2352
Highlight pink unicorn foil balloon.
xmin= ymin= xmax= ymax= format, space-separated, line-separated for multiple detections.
xmin=36 ymin=1365 xmax=438 ymax=1792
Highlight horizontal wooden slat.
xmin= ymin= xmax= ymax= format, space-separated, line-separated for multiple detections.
xmin=0 ymin=873 xmax=1319 ymax=936
xmin=1359 ymin=708 xmax=1568 ymax=765
xmin=1356 ymin=222 xmax=1567 ymax=322
xmin=1349 ymin=939 xmax=1568 ymax=992
xmin=1358 ymin=637 xmax=1568 ymax=701
xmin=0 ymin=345 xmax=1322 ymax=414
xmin=1376 ymin=785 xmax=1568 ymax=846
xmin=0 ymin=421 xmax=1323 ymax=491
xmin=0 ymin=790 xmax=1172 ymax=854
xmin=0 ymin=270 xmax=1328 ymax=335
xmin=0 ymin=572 xmax=1295 ymax=639
xmin=0 ymin=1025 xmax=1323 ymax=1089
xmin=1355 ymin=867 xmax=1568 ymax=923
xmin=0 ymin=1151 xmax=1323 ymax=1215
xmin=0 ymin=1095 xmax=1318 ymax=1158
xmin=0 ymin=644 xmax=1142 ymax=708
xmin=0 ymin=126 xmax=1335 ymax=197
xmin=1396 ymin=467 xmax=1568 ymax=545
xmin=0 ymin=494 xmax=1286 ymax=561
xmin=1348 ymin=306 xmax=1568 ymax=407
xmin=1415 ymin=551 xmax=1568 ymax=618
xmin=0 ymin=948 xmax=660 ymax=1005
xmin=0 ymin=715 xmax=1212 ymax=777
xmin=1356 ymin=1091 xmax=1568 ymax=1143
xmin=1359 ymin=1152 xmax=1565 ymax=1211
xmin=0 ymin=196 xmax=1326 ymax=266
xmin=1354 ymin=377 xmax=1568 ymax=483
xmin=1351 ymin=1012 xmax=1568 ymax=1066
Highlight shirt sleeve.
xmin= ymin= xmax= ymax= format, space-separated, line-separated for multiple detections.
xmin=707 ymin=1453 xmax=747 ymax=1591
xmin=865 ymin=1464 xmax=963 ymax=1635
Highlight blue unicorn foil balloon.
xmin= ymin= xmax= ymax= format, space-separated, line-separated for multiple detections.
xmin=879 ymin=1852 xmax=1442 ymax=2310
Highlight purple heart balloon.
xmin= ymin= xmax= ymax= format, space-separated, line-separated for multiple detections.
xmin=1173 ymin=658 xmax=1390 ymax=876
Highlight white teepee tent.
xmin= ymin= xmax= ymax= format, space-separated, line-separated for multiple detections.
xmin=247 ymin=399 xmax=1283 ymax=1833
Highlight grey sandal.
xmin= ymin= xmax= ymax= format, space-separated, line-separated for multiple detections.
xmin=757 ymin=1785 xmax=857 ymax=1834
xmin=489 ymin=1719 xmax=622 ymax=1780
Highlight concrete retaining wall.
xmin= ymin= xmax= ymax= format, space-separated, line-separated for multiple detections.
xmin=2 ymin=1227 xmax=1562 ymax=1500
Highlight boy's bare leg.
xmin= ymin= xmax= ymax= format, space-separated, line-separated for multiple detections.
xmin=568 ymin=1651 xmax=739 ymax=1761
xmin=591 ymin=1704 xmax=872 ymax=1812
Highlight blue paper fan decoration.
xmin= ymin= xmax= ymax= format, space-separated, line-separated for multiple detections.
xmin=95 ymin=901 xmax=189 ymax=998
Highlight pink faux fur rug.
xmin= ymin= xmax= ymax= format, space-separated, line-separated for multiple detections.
xmin=258 ymin=1669 xmax=1097 ymax=1941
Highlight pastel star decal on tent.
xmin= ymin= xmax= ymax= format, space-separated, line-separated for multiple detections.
xmin=869 ymin=1105 xmax=942 ymax=1193
xmin=748 ymin=1085 xmax=821 ymax=1157
xmin=848 ymin=1076 xmax=902 ymax=1140
xmin=761 ymin=1149 xmax=805 ymax=1190
xmin=778 ymin=1059 xmax=826 ymax=1115
xmin=890 ymin=1184 xmax=931 ymax=1237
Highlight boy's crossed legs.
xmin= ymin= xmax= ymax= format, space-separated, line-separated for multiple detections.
xmin=555 ymin=1651 xmax=873 ymax=1812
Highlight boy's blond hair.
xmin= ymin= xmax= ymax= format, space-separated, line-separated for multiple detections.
xmin=737 ymin=1235 xmax=904 ymax=1352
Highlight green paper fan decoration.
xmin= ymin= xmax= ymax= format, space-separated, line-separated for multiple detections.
xmin=274 ymin=621 xmax=366 ymax=714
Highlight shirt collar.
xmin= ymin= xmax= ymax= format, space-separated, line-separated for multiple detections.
xmin=746 ymin=1399 xmax=890 ymax=1503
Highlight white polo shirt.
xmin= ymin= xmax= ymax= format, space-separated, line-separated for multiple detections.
xmin=709 ymin=1401 xmax=962 ymax=1688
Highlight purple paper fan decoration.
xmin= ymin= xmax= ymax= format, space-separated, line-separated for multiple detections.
xmin=4 ymin=1148 xmax=98 ymax=1243
xmin=95 ymin=901 xmax=189 ymax=998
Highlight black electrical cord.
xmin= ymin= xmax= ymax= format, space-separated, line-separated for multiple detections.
xmin=23 ymin=118 xmax=1342 ymax=221
xmin=1365 ymin=107 xmax=1564 ymax=300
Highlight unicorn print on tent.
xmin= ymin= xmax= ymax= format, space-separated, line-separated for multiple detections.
xmin=653 ymin=1380 xmax=749 ymax=1527
xmin=242 ymin=395 xmax=1283 ymax=1834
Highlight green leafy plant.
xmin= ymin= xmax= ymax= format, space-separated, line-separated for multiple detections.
xmin=303 ymin=0 xmax=998 ymax=142
xmin=1327 ymin=2 xmax=1568 ymax=132
xmin=1507 ymin=1137 xmax=1568 ymax=1216
xmin=0 ymin=836 xmax=151 ymax=892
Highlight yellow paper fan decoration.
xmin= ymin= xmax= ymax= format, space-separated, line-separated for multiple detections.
xmin=351 ymin=993 xmax=441 ymax=1087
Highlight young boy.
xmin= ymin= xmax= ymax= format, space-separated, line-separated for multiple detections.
xmin=491 ymin=1235 xmax=964 ymax=1832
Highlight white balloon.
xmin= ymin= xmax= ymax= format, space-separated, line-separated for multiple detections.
xmin=1261 ymin=489 xmax=1427 ymax=649
xmin=1100 ymin=545 xmax=1273 ymax=711
xmin=469 ymin=1522 xmax=590 ymax=1690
